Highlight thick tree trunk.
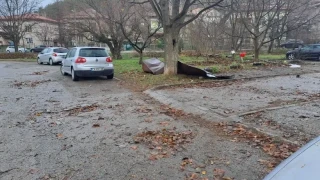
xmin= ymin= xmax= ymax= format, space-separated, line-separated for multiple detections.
xmin=164 ymin=28 xmax=180 ymax=75
xmin=253 ymin=37 xmax=260 ymax=61
xmin=139 ymin=51 xmax=143 ymax=64
xmin=108 ymin=41 xmax=122 ymax=60
xmin=14 ymin=40 xmax=19 ymax=52
xmin=268 ymin=39 xmax=274 ymax=53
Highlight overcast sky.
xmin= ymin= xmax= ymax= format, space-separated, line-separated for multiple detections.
xmin=40 ymin=0 xmax=55 ymax=7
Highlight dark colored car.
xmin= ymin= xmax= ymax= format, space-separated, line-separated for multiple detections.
xmin=30 ymin=45 xmax=47 ymax=53
xmin=286 ymin=44 xmax=320 ymax=60
xmin=280 ymin=39 xmax=304 ymax=49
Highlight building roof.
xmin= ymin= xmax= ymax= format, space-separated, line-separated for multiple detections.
xmin=0 ymin=14 xmax=57 ymax=23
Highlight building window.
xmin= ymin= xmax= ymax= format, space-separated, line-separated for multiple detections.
xmin=25 ymin=26 xmax=32 ymax=32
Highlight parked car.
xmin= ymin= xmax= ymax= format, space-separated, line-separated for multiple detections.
xmin=30 ymin=45 xmax=46 ymax=53
xmin=286 ymin=44 xmax=320 ymax=60
xmin=280 ymin=39 xmax=304 ymax=49
xmin=264 ymin=136 xmax=320 ymax=180
xmin=5 ymin=46 xmax=26 ymax=53
xmin=60 ymin=47 xmax=114 ymax=81
xmin=37 ymin=47 xmax=69 ymax=65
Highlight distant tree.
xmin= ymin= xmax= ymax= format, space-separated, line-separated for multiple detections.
xmin=234 ymin=0 xmax=320 ymax=60
xmin=70 ymin=0 xmax=125 ymax=59
xmin=119 ymin=2 xmax=162 ymax=64
xmin=34 ymin=22 xmax=56 ymax=46
xmin=0 ymin=0 xmax=39 ymax=51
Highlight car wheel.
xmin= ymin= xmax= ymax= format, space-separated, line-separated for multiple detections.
xmin=71 ymin=68 xmax=79 ymax=81
xmin=18 ymin=50 xmax=22 ymax=53
xmin=30 ymin=50 xmax=34 ymax=53
xmin=37 ymin=58 xmax=43 ymax=65
xmin=107 ymin=73 xmax=114 ymax=79
xmin=6 ymin=50 xmax=10 ymax=53
xmin=287 ymin=54 xmax=295 ymax=60
xmin=60 ymin=65 xmax=67 ymax=76
xmin=49 ymin=59 xmax=53 ymax=66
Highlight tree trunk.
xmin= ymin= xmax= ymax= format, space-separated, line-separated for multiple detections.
xmin=268 ymin=39 xmax=274 ymax=53
xmin=164 ymin=28 xmax=180 ymax=75
xmin=253 ymin=37 xmax=260 ymax=61
xmin=14 ymin=39 xmax=19 ymax=52
xmin=139 ymin=51 xmax=143 ymax=64
xmin=109 ymin=44 xmax=122 ymax=60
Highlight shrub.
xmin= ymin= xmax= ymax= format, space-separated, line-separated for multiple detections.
xmin=230 ymin=62 xmax=243 ymax=69
xmin=0 ymin=53 xmax=37 ymax=59
xmin=211 ymin=66 xmax=220 ymax=73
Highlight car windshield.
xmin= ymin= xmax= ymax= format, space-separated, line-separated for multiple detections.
xmin=79 ymin=48 xmax=108 ymax=57
xmin=53 ymin=48 xmax=68 ymax=53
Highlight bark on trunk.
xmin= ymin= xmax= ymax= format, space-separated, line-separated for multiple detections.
xmin=139 ymin=51 xmax=143 ymax=64
xmin=268 ymin=40 xmax=274 ymax=53
xmin=109 ymin=43 xmax=122 ymax=60
xmin=164 ymin=28 xmax=180 ymax=75
xmin=253 ymin=37 xmax=260 ymax=61
xmin=14 ymin=40 xmax=19 ymax=52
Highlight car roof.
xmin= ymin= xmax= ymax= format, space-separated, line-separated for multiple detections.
xmin=74 ymin=47 xmax=107 ymax=49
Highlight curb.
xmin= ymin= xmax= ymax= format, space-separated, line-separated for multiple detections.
xmin=145 ymin=71 xmax=319 ymax=91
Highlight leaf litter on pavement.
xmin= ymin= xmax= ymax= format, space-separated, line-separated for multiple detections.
xmin=134 ymin=129 xmax=194 ymax=160
xmin=64 ymin=104 xmax=99 ymax=116
xmin=13 ymin=79 xmax=52 ymax=88
xmin=216 ymin=122 xmax=300 ymax=168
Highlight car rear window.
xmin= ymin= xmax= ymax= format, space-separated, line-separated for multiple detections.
xmin=53 ymin=48 xmax=68 ymax=53
xmin=79 ymin=48 xmax=108 ymax=57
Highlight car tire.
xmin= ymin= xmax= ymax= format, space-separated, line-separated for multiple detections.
xmin=287 ymin=54 xmax=295 ymax=60
xmin=60 ymin=65 xmax=67 ymax=76
xmin=71 ymin=68 xmax=79 ymax=81
xmin=18 ymin=50 xmax=22 ymax=53
xmin=6 ymin=50 xmax=10 ymax=53
xmin=49 ymin=59 xmax=54 ymax=66
xmin=37 ymin=58 xmax=43 ymax=65
xmin=107 ymin=73 xmax=114 ymax=79
xmin=30 ymin=50 xmax=34 ymax=53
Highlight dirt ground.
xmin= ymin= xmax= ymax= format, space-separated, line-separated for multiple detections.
xmin=0 ymin=61 xmax=319 ymax=180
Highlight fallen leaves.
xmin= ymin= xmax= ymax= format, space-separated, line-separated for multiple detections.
xmin=135 ymin=106 xmax=152 ymax=113
xmin=216 ymin=122 xmax=300 ymax=169
xmin=65 ymin=104 xmax=99 ymax=116
xmin=92 ymin=123 xmax=101 ymax=128
xmin=134 ymin=129 xmax=194 ymax=160
xmin=13 ymin=79 xmax=52 ymax=88
xmin=130 ymin=146 xmax=138 ymax=150
xmin=160 ymin=105 xmax=187 ymax=118
xmin=56 ymin=133 xmax=63 ymax=138
xmin=31 ymin=71 xmax=49 ymax=75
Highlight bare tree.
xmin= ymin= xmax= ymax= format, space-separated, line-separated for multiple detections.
xmin=120 ymin=3 xmax=162 ymax=64
xmin=71 ymin=0 xmax=125 ymax=59
xmin=34 ymin=22 xmax=56 ymax=46
xmin=0 ymin=0 xmax=39 ymax=52
xmin=235 ymin=0 xmax=320 ymax=60
xmin=132 ymin=0 xmax=224 ymax=75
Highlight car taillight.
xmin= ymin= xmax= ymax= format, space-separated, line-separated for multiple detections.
xmin=75 ymin=57 xmax=86 ymax=63
xmin=53 ymin=53 xmax=57 ymax=57
xmin=106 ymin=57 xmax=112 ymax=63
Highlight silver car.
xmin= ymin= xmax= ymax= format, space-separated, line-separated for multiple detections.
xmin=37 ymin=47 xmax=68 ymax=65
xmin=60 ymin=47 xmax=114 ymax=81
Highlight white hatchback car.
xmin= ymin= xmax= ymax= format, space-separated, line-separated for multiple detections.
xmin=60 ymin=47 xmax=114 ymax=81
xmin=6 ymin=46 xmax=26 ymax=53
xmin=37 ymin=47 xmax=68 ymax=65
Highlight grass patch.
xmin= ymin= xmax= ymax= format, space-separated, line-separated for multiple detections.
xmin=114 ymin=53 xmax=287 ymax=91
xmin=114 ymin=58 xmax=207 ymax=91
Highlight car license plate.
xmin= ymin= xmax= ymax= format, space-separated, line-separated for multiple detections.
xmin=91 ymin=68 xmax=104 ymax=71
